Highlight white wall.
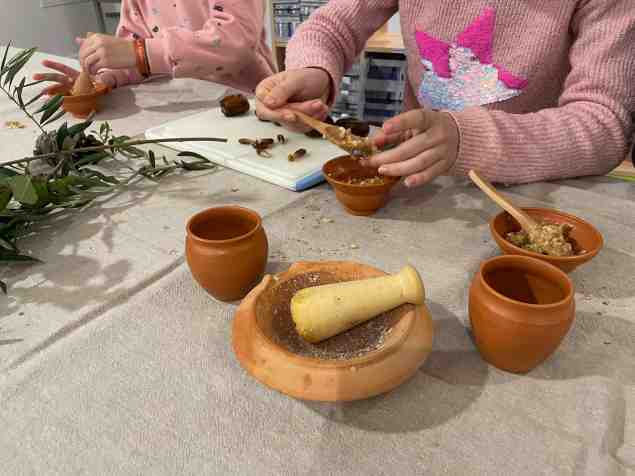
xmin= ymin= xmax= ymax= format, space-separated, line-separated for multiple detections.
xmin=0 ymin=1 xmax=99 ymax=57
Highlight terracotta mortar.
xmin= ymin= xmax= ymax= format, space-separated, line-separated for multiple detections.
xmin=232 ymin=261 xmax=434 ymax=402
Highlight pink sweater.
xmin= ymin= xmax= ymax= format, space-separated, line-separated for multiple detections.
xmin=101 ymin=0 xmax=275 ymax=93
xmin=286 ymin=1 xmax=635 ymax=184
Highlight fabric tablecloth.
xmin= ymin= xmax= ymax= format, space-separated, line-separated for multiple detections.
xmin=0 ymin=47 xmax=634 ymax=476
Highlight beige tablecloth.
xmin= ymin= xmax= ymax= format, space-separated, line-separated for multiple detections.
xmin=0 ymin=47 xmax=634 ymax=476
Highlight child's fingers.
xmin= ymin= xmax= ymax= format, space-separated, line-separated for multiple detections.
xmin=383 ymin=109 xmax=432 ymax=135
xmin=378 ymin=148 xmax=443 ymax=178
xmin=41 ymin=60 xmax=79 ymax=78
xmin=365 ymin=132 xmax=432 ymax=168
xmin=32 ymin=73 xmax=69 ymax=84
xmin=255 ymin=99 xmax=328 ymax=132
xmin=403 ymin=158 xmax=449 ymax=188
xmin=262 ymin=75 xmax=306 ymax=109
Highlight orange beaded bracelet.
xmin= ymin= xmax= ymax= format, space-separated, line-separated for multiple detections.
xmin=134 ymin=39 xmax=150 ymax=77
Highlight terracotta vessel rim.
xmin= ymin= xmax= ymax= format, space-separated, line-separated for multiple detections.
xmin=186 ymin=205 xmax=262 ymax=245
xmin=490 ymin=207 xmax=604 ymax=262
xmin=48 ymin=82 xmax=110 ymax=100
xmin=322 ymin=155 xmax=400 ymax=189
xmin=478 ymin=255 xmax=573 ymax=311
xmin=251 ymin=276 xmax=419 ymax=369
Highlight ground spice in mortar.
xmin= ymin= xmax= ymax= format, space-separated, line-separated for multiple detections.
xmin=266 ymin=272 xmax=397 ymax=360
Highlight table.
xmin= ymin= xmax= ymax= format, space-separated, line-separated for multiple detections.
xmin=1 ymin=48 xmax=634 ymax=476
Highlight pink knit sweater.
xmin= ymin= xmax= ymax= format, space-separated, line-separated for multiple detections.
xmin=101 ymin=0 xmax=275 ymax=93
xmin=286 ymin=1 xmax=635 ymax=184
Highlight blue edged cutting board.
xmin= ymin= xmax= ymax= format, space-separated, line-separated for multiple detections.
xmin=145 ymin=100 xmax=344 ymax=191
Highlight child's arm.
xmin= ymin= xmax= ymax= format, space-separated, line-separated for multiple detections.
xmin=448 ymin=0 xmax=635 ymax=183
xmin=145 ymin=0 xmax=267 ymax=82
xmin=285 ymin=0 xmax=398 ymax=103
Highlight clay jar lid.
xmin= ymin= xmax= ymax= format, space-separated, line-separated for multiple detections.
xmin=469 ymin=255 xmax=576 ymax=373
xmin=490 ymin=207 xmax=603 ymax=273
xmin=323 ymin=156 xmax=400 ymax=216
xmin=232 ymin=261 xmax=434 ymax=402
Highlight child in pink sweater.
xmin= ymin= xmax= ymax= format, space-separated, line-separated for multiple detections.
xmin=255 ymin=1 xmax=634 ymax=186
xmin=34 ymin=0 xmax=275 ymax=94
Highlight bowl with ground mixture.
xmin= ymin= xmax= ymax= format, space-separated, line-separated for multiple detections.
xmin=231 ymin=261 xmax=434 ymax=402
xmin=322 ymin=155 xmax=400 ymax=216
xmin=490 ymin=208 xmax=603 ymax=273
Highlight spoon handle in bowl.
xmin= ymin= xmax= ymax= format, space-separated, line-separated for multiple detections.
xmin=468 ymin=170 xmax=538 ymax=232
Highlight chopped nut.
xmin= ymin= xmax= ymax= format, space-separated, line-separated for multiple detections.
xmin=4 ymin=120 xmax=26 ymax=129
xmin=288 ymin=148 xmax=307 ymax=162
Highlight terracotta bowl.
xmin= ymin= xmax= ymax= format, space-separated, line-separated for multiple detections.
xmin=469 ymin=255 xmax=575 ymax=374
xmin=490 ymin=207 xmax=603 ymax=273
xmin=232 ymin=261 xmax=434 ymax=402
xmin=48 ymin=83 xmax=110 ymax=119
xmin=186 ymin=206 xmax=268 ymax=302
xmin=323 ymin=156 xmax=400 ymax=216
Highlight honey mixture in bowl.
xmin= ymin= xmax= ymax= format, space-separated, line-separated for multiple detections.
xmin=506 ymin=221 xmax=582 ymax=257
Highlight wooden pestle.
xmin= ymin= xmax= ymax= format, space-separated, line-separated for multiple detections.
xmin=71 ymin=32 xmax=96 ymax=96
xmin=291 ymin=265 xmax=425 ymax=343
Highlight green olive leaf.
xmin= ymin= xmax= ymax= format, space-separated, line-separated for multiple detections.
xmin=7 ymin=175 xmax=38 ymax=205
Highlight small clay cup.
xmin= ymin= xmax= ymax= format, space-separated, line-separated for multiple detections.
xmin=186 ymin=206 xmax=268 ymax=302
xmin=323 ymin=155 xmax=400 ymax=216
xmin=48 ymin=83 xmax=110 ymax=119
xmin=490 ymin=207 xmax=603 ymax=273
xmin=469 ymin=255 xmax=575 ymax=374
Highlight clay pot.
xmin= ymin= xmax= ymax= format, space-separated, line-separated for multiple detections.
xmin=490 ymin=207 xmax=603 ymax=273
xmin=186 ymin=206 xmax=268 ymax=302
xmin=47 ymin=83 xmax=110 ymax=119
xmin=232 ymin=261 xmax=434 ymax=401
xmin=469 ymin=255 xmax=575 ymax=373
xmin=323 ymin=156 xmax=400 ymax=216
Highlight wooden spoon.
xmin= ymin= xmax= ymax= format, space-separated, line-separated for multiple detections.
xmin=293 ymin=110 xmax=377 ymax=158
xmin=468 ymin=169 xmax=538 ymax=233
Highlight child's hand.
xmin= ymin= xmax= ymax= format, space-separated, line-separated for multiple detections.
xmin=77 ymin=34 xmax=136 ymax=75
xmin=363 ymin=109 xmax=459 ymax=188
xmin=33 ymin=60 xmax=116 ymax=95
xmin=33 ymin=60 xmax=79 ymax=95
xmin=255 ymin=68 xmax=331 ymax=132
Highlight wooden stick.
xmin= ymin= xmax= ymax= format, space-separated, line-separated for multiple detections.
xmin=468 ymin=169 xmax=538 ymax=232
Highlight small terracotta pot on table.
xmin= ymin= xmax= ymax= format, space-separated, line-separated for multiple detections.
xmin=323 ymin=156 xmax=400 ymax=216
xmin=490 ymin=207 xmax=603 ymax=273
xmin=186 ymin=205 xmax=268 ymax=302
xmin=469 ymin=255 xmax=575 ymax=374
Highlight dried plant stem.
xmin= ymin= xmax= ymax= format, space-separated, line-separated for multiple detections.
xmin=0 ymin=137 xmax=227 ymax=168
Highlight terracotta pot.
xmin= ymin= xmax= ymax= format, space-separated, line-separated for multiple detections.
xmin=469 ymin=255 xmax=575 ymax=373
xmin=490 ymin=207 xmax=603 ymax=273
xmin=186 ymin=206 xmax=268 ymax=302
xmin=232 ymin=261 xmax=434 ymax=402
xmin=323 ymin=156 xmax=400 ymax=216
xmin=48 ymin=83 xmax=110 ymax=119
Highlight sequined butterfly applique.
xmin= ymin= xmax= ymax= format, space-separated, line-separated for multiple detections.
xmin=415 ymin=7 xmax=528 ymax=112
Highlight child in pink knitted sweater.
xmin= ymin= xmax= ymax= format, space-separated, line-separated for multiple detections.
xmin=34 ymin=0 xmax=275 ymax=94
xmin=255 ymin=1 xmax=634 ymax=186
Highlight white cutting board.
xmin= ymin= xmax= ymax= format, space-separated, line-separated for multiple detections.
xmin=145 ymin=100 xmax=343 ymax=191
